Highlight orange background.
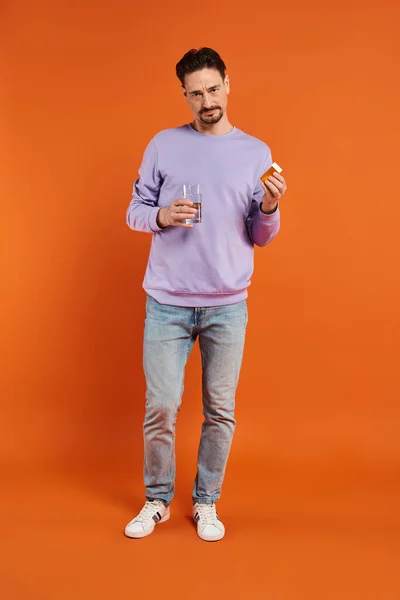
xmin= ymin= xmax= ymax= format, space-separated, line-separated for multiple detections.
xmin=2 ymin=0 xmax=400 ymax=598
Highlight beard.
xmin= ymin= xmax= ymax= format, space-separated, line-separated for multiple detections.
xmin=199 ymin=107 xmax=223 ymax=125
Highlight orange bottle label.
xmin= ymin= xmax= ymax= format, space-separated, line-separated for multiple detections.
xmin=261 ymin=162 xmax=283 ymax=183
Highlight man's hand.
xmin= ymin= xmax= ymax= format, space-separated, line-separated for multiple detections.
xmin=157 ymin=199 xmax=198 ymax=229
xmin=261 ymin=171 xmax=287 ymax=213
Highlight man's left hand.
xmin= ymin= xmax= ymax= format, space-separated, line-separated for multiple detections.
xmin=261 ymin=171 xmax=287 ymax=213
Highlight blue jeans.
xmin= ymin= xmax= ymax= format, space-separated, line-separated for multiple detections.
xmin=143 ymin=294 xmax=248 ymax=506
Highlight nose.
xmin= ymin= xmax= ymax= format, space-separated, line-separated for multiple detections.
xmin=202 ymin=93 xmax=213 ymax=108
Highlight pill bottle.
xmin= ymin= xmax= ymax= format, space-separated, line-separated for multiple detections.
xmin=261 ymin=162 xmax=283 ymax=184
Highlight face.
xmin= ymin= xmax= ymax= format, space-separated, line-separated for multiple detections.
xmin=182 ymin=68 xmax=230 ymax=126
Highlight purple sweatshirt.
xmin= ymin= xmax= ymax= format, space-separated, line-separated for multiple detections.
xmin=126 ymin=124 xmax=280 ymax=307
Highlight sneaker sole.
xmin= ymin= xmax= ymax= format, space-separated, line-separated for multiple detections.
xmin=196 ymin=529 xmax=225 ymax=542
xmin=125 ymin=511 xmax=170 ymax=539
xmin=193 ymin=519 xmax=225 ymax=542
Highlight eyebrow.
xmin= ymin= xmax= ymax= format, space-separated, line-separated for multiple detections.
xmin=190 ymin=85 xmax=221 ymax=95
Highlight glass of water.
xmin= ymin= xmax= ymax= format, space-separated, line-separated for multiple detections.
xmin=182 ymin=184 xmax=202 ymax=225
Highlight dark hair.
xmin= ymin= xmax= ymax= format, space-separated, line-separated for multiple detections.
xmin=176 ymin=47 xmax=227 ymax=86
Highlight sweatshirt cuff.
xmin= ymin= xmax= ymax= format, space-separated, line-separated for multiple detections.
xmin=258 ymin=203 xmax=280 ymax=222
xmin=149 ymin=207 xmax=164 ymax=233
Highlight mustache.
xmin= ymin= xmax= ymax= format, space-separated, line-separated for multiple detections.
xmin=200 ymin=106 xmax=221 ymax=114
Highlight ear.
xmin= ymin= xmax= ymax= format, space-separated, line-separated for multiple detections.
xmin=224 ymin=75 xmax=230 ymax=95
xmin=181 ymin=85 xmax=187 ymax=98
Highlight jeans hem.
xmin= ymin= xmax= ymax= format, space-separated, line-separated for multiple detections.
xmin=192 ymin=498 xmax=219 ymax=505
xmin=146 ymin=496 xmax=171 ymax=507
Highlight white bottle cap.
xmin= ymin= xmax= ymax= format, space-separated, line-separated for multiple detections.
xmin=271 ymin=162 xmax=283 ymax=173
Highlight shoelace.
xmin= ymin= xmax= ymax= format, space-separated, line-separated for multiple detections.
xmin=196 ymin=504 xmax=218 ymax=525
xmin=136 ymin=501 xmax=164 ymax=523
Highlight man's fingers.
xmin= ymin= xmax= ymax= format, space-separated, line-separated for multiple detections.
xmin=172 ymin=209 xmax=197 ymax=218
xmin=264 ymin=179 xmax=281 ymax=196
xmin=176 ymin=222 xmax=194 ymax=228
xmin=172 ymin=212 xmax=196 ymax=226
xmin=261 ymin=181 xmax=273 ymax=197
xmin=166 ymin=198 xmax=198 ymax=227
xmin=174 ymin=216 xmax=195 ymax=223
xmin=174 ymin=198 xmax=194 ymax=207
xmin=271 ymin=172 xmax=285 ymax=183
xmin=268 ymin=175 xmax=285 ymax=192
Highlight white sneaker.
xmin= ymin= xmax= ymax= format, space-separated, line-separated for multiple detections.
xmin=125 ymin=500 xmax=170 ymax=539
xmin=192 ymin=503 xmax=225 ymax=541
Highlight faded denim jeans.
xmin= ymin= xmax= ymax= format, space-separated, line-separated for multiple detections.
xmin=143 ymin=294 xmax=248 ymax=506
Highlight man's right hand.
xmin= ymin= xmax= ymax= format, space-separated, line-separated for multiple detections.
xmin=156 ymin=199 xmax=198 ymax=229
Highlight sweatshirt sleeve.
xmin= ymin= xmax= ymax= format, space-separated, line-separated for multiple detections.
xmin=246 ymin=150 xmax=280 ymax=247
xmin=126 ymin=138 xmax=164 ymax=233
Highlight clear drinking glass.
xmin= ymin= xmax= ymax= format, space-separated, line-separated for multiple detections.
xmin=182 ymin=184 xmax=202 ymax=225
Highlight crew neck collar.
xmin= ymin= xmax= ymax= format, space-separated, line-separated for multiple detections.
xmin=186 ymin=123 xmax=237 ymax=138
